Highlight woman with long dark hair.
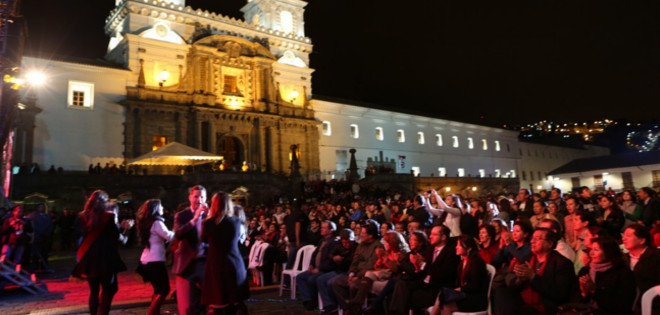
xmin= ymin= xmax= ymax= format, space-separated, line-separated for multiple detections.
xmin=72 ymin=190 xmax=126 ymax=315
xmin=137 ymin=199 xmax=174 ymax=315
xmin=597 ymin=195 xmax=625 ymax=240
xmin=202 ymin=192 xmax=250 ymax=315
xmin=432 ymin=234 xmax=489 ymax=315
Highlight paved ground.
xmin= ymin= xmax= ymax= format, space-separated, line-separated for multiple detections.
xmin=0 ymin=247 xmax=322 ymax=315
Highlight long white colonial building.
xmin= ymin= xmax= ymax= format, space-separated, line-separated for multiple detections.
xmin=14 ymin=0 xmax=610 ymax=193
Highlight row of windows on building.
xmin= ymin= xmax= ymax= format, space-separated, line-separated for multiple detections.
xmin=521 ymin=170 xmax=547 ymax=181
xmin=412 ymin=167 xmax=516 ymax=178
xmin=519 ymin=148 xmax=578 ymax=160
xmin=322 ymin=121 xmax=508 ymax=151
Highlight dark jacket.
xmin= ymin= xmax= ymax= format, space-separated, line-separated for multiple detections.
xmin=624 ymin=246 xmax=660 ymax=313
xmin=329 ymin=240 xmax=357 ymax=272
xmin=578 ymin=263 xmax=636 ymax=315
xmin=512 ymin=250 xmax=579 ymax=314
xmin=309 ymin=236 xmax=338 ymax=272
xmin=411 ymin=206 xmax=432 ymax=227
xmin=424 ymin=243 xmax=461 ymax=290
xmin=201 ymin=216 xmax=249 ymax=305
xmin=641 ymin=197 xmax=660 ymax=227
xmin=455 ymin=254 xmax=490 ymax=312
xmin=72 ymin=211 xmax=126 ymax=278
xmin=172 ymin=208 xmax=205 ymax=275
xmin=600 ymin=210 xmax=625 ymax=239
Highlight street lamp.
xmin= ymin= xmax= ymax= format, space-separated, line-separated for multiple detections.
xmin=289 ymin=90 xmax=299 ymax=103
xmin=25 ymin=71 xmax=46 ymax=87
xmin=157 ymin=70 xmax=170 ymax=88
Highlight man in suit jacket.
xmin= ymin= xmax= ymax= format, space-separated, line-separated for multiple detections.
xmin=623 ymin=224 xmax=660 ymax=314
xmin=389 ymin=225 xmax=460 ymax=315
xmin=494 ymin=228 xmax=578 ymax=315
xmin=638 ymin=187 xmax=660 ymax=227
xmin=516 ymin=188 xmax=534 ymax=219
xmin=173 ymin=185 xmax=208 ymax=315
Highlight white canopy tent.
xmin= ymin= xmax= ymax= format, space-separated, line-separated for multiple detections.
xmin=128 ymin=142 xmax=223 ymax=166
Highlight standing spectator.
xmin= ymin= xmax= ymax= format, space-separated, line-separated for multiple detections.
xmin=284 ymin=204 xmax=307 ymax=268
xmin=71 ymin=190 xmax=126 ymax=315
xmin=307 ymin=219 xmax=322 ymax=247
xmin=550 ymin=188 xmax=567 ymax=215
xmin=202 ymin=192 xmax=250 ymax=315
xmin=596 ymin=195 xmax=625 ymax=240
xmin=579 ymin=186 xmax=598 ymax=213
xmin=637 ymin=187 xmax=660 ymax=227
xmin=564 ymin=196 xmax=581 ymax=246
xmin=529 ymin=200 xmax=558 ymax=228
xmin=1 ymin=206 xmax=31 ymax=267
xmin=172 ymin=185 xmax=208 ymax=315
xmin=425 ymin=190 xmax=462 ymax=237
xmin=409 ymin=195 xmax=432 ymax=229
xmin=516 ymin=188 xmax=534 ymax=219
xmin=58 ymin=209 xmax=77 ymax=250
xmin=137 ymin=199 xmax=174 ymax=315
xmin=619 ymin=190 xmax=642 ymax=229
xmin=31 ymin=203 xmax=54 ymax=271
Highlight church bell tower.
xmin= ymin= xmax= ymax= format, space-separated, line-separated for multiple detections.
xmin=241 ymin=0 xmax=307 ymax=37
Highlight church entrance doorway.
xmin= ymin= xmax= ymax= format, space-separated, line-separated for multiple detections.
xmin=218 ymin=136 xmax=244 ymax=169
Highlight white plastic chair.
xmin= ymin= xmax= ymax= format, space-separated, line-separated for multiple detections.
xmin=247 ymin=241 xmax=271 ymax=286
xmin=641 ymin=285 xmax=660 ymax=315
xmin=279 ymin=245 xmax=316 ymax=299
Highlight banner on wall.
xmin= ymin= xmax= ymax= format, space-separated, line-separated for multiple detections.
xmin=397 ymin=155 xmax=406 ymax=169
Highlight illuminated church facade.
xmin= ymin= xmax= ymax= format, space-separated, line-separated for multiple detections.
xmin=17 ymin=0 xmax=608 ymax=192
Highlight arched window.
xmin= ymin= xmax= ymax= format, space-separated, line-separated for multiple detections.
xmin=350 ymin=124 xmax=359 ymax=139
xmin=322 ymin=121 xmax=331 ymax=136
xmin=417 ymin=132 xmax=425 ymax=144
xmin=397 ymin=129 xmax=405 ymax=143
xmin=375 ymin=127 xmax=384 ymax=141
xmin=280 ymin=11 xmax=293 ymax=34
xmin=452 ymin=136 xmax=459 ymax=148
xmin=436 ymin=134 xmax=443 ymax=146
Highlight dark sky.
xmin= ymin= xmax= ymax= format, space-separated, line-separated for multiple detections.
xmin=20 ymin=0 xmax=660 ymax=126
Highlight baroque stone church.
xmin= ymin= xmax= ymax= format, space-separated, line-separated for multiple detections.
xmin=19 ymin=0 xmax=320 ymax=176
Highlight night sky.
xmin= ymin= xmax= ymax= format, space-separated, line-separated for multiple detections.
xmin=20 ymin=0 xmax=660 ymax=126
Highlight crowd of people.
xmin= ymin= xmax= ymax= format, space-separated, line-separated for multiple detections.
xmin=2 ymin=181 xmax=660 ymax=315
xmin=239 ymin=184 xmax=660 ymax=315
